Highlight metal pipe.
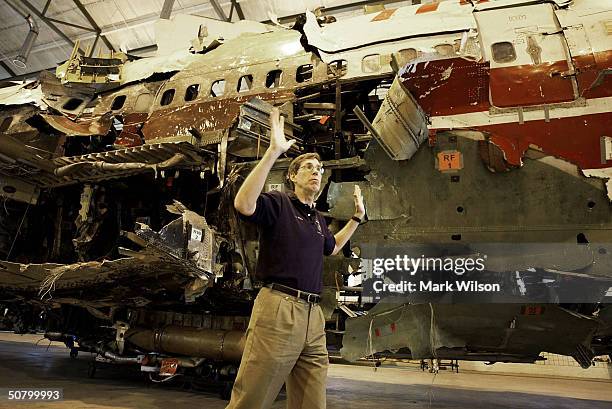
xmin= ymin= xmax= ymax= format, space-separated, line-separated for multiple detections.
xmin=126 ymin=326 xmax=246 ymax=363
xmin=78 ymin=340 xmax=140 ymax=364
xmin=44 ymin=332 xmax=75 ymax=343
xmin=99 ymin=350 xmax=140 ymax=364
xmin=4 ymin=1 xmax=39 ymax=69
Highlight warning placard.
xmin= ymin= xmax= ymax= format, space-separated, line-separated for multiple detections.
xmin=436 ymin=150 xmax=463 ymax=172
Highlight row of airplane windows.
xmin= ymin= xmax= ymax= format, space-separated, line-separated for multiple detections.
xmin=140 ymin=65 xmax=313 ymax=109
xmin=54 ymin=41 xmax=516 ymax=114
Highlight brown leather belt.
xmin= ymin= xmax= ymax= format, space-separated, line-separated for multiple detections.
xmin=267 ymin=283 xmax=321 ymax=304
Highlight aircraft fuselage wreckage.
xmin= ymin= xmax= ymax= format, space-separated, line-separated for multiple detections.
xmin=0 ymin=0 xmax=610 ymax=389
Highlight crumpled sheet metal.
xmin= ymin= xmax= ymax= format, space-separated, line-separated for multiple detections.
xmin=327 ymin=179 xmax=407 ymax=221
xmin=0 ymin=204 xmax=216 ymax=304
xmin=165 ymin=200 xmax=217 ymax=276
xmin=135 ymin=201 xmax=217 ymax=284
xmin=0 ymin=81 xmax=44 ymax=107
xmin=340 ymin=302 xmax=600 ymax=365
xmin=155 ymin=14 xmax=272 ymax=56
xmin=583 ymin=168 xmax=612 ymax=201
xmin=0 ymin=240 xmax=205 ymax=305
xmin=470 ymin=243 xmax=612 ymax=278
xmin=0 ymin=257 xmax=158 ymax=293
xmin=39 ymin=113 xmax=113 ymax=136
xmin=39 ymin=71 xmax=94 ymax=116
xmin=121 ymin=49 xmax=201 ymax=85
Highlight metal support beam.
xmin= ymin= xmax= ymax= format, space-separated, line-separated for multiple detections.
xmin=88 ymin=33 xmax=100 ymax=57
xmin=46 ymin=17 xmax=97 ymax=32
xmin=1 ymin=67 xmax=53 ymax=81
xmin=72 ymin=0 xmax=115 ymax=52
xmin=210 ymin=0 xmax=229 ymax=22
xmin=232 ymin=0 xmax=245 ymax=20
xmin=41 ymin=0 xmax=52 ymax=16
xmin=229 ymin=0 xmax=244 ymax=21
xmin=0 ymin=61 xmax=17 ymax=77
xmin=127 ymin=44 xmax=157 ymax=56
xmin=19 ymin=0 xmax=82 ymax=53
xmin=160 ymin=0 xmax=175 ymax=20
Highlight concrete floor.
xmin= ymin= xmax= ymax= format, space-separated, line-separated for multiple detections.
xmin=0 ymin=334 xmax=611 ymax=409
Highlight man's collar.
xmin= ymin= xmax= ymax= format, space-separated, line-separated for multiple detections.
xmin=288 ymin=191 xmax=316 ymax=210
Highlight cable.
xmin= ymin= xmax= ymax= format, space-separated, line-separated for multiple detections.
xmin=367 ymin=317 xmax=376 ymax=371
xmin=149 ymin=372 xmax=182 ymax=383
xmin=427 ymin=303 xmax=438 ymax=408
xmin=6 ymin=200 xmax=30 ymax=260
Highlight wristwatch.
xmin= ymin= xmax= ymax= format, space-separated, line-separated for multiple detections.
xmin=351 ymin=215 xmax=362 ymax=224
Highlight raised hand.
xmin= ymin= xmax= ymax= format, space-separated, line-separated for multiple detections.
xmin=353 ymin=185 xmax=365 ymax=219
xmin=268 ymin=107 xmax=296 ymax=157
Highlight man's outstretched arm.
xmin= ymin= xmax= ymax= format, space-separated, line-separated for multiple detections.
xmin=234 ymin=107 xmax=295 ymax=216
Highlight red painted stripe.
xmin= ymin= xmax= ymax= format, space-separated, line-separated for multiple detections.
xmin=399 ymin=57 xmax=490 ymax=116
xmin=416 ymin=3 xmax=439 ymax=14
xmin=399 ymin=52 xmax=612 ymax=117
xmin=489 ymin=62 xmax=575 ymax=107
xmin=481 ymin=113 xmax=611 ymax=170
xmin=573 ymin=50 xmax=612 ymax=99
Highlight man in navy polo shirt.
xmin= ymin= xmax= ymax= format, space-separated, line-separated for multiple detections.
xmin=228 ymin=107 xmax=365 ymax=409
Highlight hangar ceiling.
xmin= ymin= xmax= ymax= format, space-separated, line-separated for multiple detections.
xmin=0 ymin=0 xmax=412 ymax=81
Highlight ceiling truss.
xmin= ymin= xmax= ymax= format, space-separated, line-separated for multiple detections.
xmin=2 ymin=0 xmax=406 ymax=81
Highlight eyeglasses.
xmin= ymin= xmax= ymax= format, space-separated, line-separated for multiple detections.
xmin=298 ymin=163 xmax=324 ymax=174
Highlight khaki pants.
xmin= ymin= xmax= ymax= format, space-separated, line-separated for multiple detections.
xmin=226 ymin=287 xmax=328 ymax=409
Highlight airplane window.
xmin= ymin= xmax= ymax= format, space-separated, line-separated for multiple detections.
xmin=237 ymin=75 xmax=253 ymax=92
xmin=296 ymin=64 xmax=313 ymax=83
xmin=397 ymin=48 xmax=417 ymax=64
xmin=327 ymin=60 xmax=348 ymax=77
xmin=266 ymin=70 xmax=282 ymax=88
xmin=435 ymin=44 xmax=454 ymax=56
xmin=62 ymin=98 xmax=84 ymax=111
xmin=362 ymin=54 xmax=380 ymax=73
xmin=0 ymin=117 xmax=12 ymax=132
xmin=492 ymin=42 xmax=516 ymax=63
xmin=160 ymin=89 xmax=175 ymax=106
xmin=111 ymin=95 xmax=126 ymax=110
xmin=211 ymin=80 xmax=226 ymax=97
xmin=185 ymin=84 xmax=200 ymax=101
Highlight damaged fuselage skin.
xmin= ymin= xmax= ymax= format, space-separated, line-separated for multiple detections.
xmin=0 ymin=0 xmax=611 ymax=384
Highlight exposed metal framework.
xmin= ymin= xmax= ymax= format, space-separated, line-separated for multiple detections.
xmin=19 ymin=0 xmax=80 ymax=52
xmin=210 ymin=0 xmax=229 ymax=22
xmin=45 ymin=17 xmax=96 ymax=33
xmin=229 ymin=0 xmax=245 ymax=21
xmin=0 ymin=60 xmax=16 ymax=77
xmin=72 ymin=0 xmax=116 ymax=53
xmin=160 ymin=0 xmax=175 ymax=20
